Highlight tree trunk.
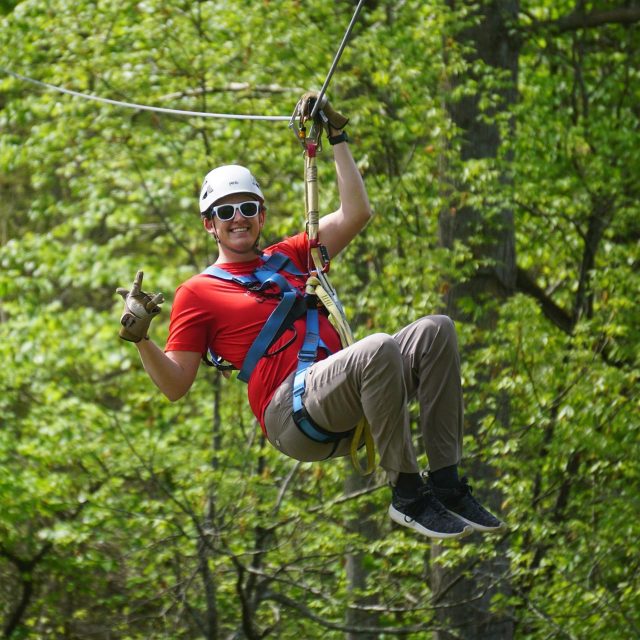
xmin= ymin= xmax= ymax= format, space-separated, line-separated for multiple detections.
xmin=433 ymin=2 xmax=518 ymax=639
xmin=344 ymin=465 xmax=380 ymax=640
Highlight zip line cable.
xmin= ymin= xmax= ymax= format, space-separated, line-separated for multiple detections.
xmin=310 ymin=0 xmax=366 ymax=120
xmin=0 ymin=67 xmax=291 ymax=121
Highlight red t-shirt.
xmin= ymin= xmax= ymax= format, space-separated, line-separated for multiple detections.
xmin=165 ymin=232 xmax=343 ymax=431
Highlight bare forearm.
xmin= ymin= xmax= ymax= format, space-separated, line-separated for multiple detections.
xmin=135 ymin=339 xmax=197 ymax=401
xmin=333 ymin=141 xmax=371 ymax=224
xmin=318 ymin=138 xmax=373 ymax=257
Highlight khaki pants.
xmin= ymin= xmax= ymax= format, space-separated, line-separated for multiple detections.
xmin=263 ymin=315 xmax=464 ymax=482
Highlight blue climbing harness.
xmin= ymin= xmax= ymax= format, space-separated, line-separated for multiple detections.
xmin=202 ymin=251 xmax=351 ymax=446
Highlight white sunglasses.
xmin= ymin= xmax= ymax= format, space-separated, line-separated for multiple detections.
xmin=209 ymin=200 xmax=261 ymax=221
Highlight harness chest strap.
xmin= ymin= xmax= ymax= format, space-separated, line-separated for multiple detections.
xmin=202 ymin=252 xmax=305 ymax=381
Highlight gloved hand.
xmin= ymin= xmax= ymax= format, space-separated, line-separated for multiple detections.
xmin=297 ymin=90 xmax=349 ymax=131
xmin=116 ymin=271 xmax=164 ymax=343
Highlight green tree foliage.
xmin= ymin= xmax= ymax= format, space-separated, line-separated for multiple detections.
xmin=0 ymin=1 xmax=638 ymax=638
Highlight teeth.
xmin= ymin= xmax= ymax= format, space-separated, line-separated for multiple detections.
xmin=230 ymin=228 xmax=249 ymax=233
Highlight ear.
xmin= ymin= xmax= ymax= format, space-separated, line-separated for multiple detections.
xmin=203 ymin=216 xmax=220 ymax=241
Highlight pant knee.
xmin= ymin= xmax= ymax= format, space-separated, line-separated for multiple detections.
xmin=370 ymin=332 xmax=403 ymax=360
xmin=421 ymin=315 xmax=457 ymax=348
xmin=361 ymin=333 xmax=404 ymax=375
xmin=432 ymin=314 xmax=456 ymax=338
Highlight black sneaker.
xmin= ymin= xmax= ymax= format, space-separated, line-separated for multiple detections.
xmin=427 ymin=476 xmax=505 ymax=533
xmin=388 ymin=485 xmax=473 ymax=540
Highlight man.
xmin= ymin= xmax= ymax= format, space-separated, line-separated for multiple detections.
xmin=117 ymin=94 xmax=504 ymax=540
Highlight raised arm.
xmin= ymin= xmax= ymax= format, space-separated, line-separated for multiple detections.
xmin=319 ymin=131 xmax=373 ymax=258
xmin=295 ymin=92 xmax=372 ymax=259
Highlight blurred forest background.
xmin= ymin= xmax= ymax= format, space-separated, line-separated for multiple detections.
xmin=1 ymin=0 xmax=638 ymax=638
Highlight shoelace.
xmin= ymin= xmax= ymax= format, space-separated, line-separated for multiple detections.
xmin=457 ymin=477 xmax=480 ymax=502
xmin=454 ymin=478 xmax=493 ymax=517
xmin=431 ymin=476 xmax=475 ymax=500
xmin=403 ymin=486 xmax=450 ymax=519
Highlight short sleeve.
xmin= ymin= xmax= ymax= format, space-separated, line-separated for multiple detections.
xmin=165 ymin=282 xmax=211 ymax=354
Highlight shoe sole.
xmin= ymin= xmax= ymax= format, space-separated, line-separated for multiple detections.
xmin=443 ymin=508 xmax=507 ymax=533
xmin=388 ymin=505 xmax=473 ymax=540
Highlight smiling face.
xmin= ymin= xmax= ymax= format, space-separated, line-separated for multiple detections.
xmin=204 ymin=192 xmax=266 ymax=263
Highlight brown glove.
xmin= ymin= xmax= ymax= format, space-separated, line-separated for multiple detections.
xmin=297 ymin=90 xmax=349 ymax=131
xmin=116 ymin=271 xmax=164 ymax=343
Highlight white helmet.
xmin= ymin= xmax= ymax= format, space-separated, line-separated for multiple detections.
xmin=199 ymin=164 xmax=264 ymax=214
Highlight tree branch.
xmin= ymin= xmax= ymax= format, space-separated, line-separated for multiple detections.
xmin=263 ymin=591 xmax=449 ymax=637
xmin=0 ymin=488 xmax=100 ymax=638
xmin=515 ymin=267 xmax=574 ymax=334
xmin=526 ymin=7 xmax=640 ymax=33
xmin=157 ymin=83 xmax=305 ymax=102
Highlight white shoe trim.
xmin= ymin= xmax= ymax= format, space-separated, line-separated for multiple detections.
xmin=444 ymin=507 xmax=506 ymax=533
xmin=388 ymin=504 xmax=473 ymax=540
